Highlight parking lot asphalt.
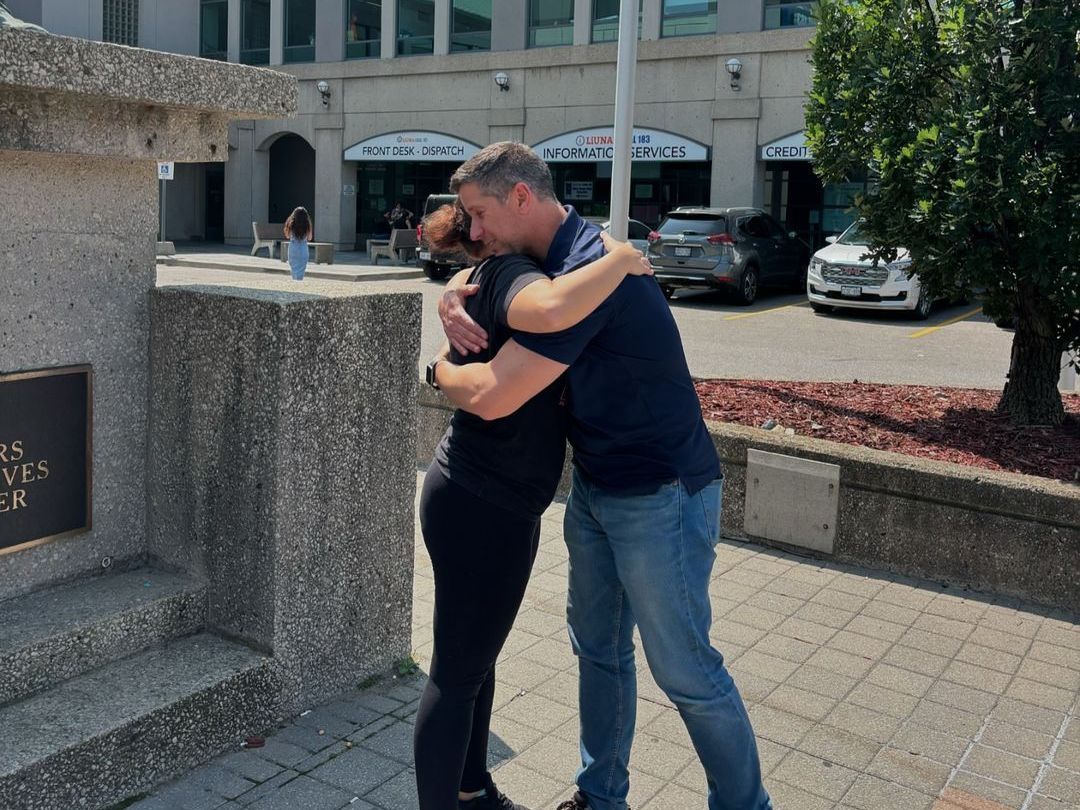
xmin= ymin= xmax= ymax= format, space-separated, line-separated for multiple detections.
xmin=405 ymin=279 xmax=1015 ymax=391
xmin=157 ymin=266 xmax=1015 ymax=391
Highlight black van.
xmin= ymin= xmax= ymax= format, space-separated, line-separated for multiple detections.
xmin=418 ymin=193 xmax=470 ymax=281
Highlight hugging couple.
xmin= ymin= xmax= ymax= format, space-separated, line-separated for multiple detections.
xmin=413 ymin=141 xmax=772 ymax=810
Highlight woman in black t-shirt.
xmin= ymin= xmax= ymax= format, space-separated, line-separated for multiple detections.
xmin=413 ymin=204 xmax=651 ymax=810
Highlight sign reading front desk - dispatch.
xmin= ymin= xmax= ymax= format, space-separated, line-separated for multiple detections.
xmin=0 ymin=365 xmax=92 ymax=554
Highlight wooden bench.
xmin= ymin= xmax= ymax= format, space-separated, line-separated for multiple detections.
xmin=370 ymin=228 xmax=418 ymax=265
xmin=251 ymin=221 xmax=285 ymax=258
xmin=280 ymin=240 xmax=335 ymax=265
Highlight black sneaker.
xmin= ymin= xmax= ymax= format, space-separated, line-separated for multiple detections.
xmin=459 ymin=777 xmax=527 ymax=810
xmin=555 ymin=792 xmax=629 ymax=810
xmin=555 ymin=793 xmax=589 ymax=810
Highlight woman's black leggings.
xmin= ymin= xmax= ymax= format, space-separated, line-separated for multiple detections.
xmin=414 ymin=463 xmax=541 ymax=810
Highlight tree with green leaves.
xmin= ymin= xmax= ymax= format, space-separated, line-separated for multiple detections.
xmin=806 ymin=0 xmax=1079 ymax=426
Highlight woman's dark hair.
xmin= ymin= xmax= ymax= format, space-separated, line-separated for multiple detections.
xmin=284 ymin=206 xmax=312 ymax=240
xmin=422 ymin=203 xmax=484 ymax=259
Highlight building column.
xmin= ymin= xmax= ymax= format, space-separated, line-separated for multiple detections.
xmin=316 ymin=0 xmax=344 ymax=61
xmin=227 ymin=0 xmax=241 ymax=61
xmin=572 ymin=0 xmax=591 ymax=45
xmin=641 ymin=0 xmax=662 ymax=41
xmin=381 ymin=0 xmax=397 ymax=59
xmin=434 ymin=0 xmax=451 ymax=56
xmin=710 ymin=118 xmax=760 ymax=208
xmin=314 ymin=127 xmax=354 ymax=249
xmin=270 ymin=0 xmax=284 ymax=65
xmin=492 ymin=0 xmax=526 ymax=52
xmin=224 ymin=123 xmax=255 ymax=245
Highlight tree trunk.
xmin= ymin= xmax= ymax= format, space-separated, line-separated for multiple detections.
xmin=997 ymin=282 xmax=1065 ymax=426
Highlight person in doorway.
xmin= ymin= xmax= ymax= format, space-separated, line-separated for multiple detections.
xmin=432 ymin=142 xmax=772 ymax=810
xmin=414 ymin=202 xmax=652 ymax=810
xmin=283 ymin=206 xmax=312 ymax=281
xmin=385 ymin=200 xmax=414 ymax=230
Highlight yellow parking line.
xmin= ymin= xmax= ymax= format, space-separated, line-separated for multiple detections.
xmin=724 ymin=302 xmax=809 ymax=321
xmin=909 ymin=306 xmax=984 ymax=339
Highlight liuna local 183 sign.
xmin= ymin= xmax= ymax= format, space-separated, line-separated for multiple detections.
xmin=0 ymin=365 xmax=92 ymax=555
xmin=532 ymin=127 xmax=710 ymax=163
xmin=344 ymin=132 xmax=481 ymax=162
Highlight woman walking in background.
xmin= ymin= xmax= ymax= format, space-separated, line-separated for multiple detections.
xmin=284 ymin=206 xmax=312 ymax=281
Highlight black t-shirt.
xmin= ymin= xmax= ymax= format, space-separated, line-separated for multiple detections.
xmin=434 ymin=254 xmax=568 ymax=518
xmin=514 ymin=209 xmax=721 ymax=495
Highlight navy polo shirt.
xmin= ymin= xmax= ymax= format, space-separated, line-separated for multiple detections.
xmin=513 ymin=208 xmax=720 ymax=495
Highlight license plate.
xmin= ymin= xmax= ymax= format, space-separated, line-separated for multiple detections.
xmin=841 ymin=285 xmax=862 ymax=297
xmin=674 ymin=246 xmax=692 ymax=257
xmin=418 ymin=251 xmax=432 ymax=260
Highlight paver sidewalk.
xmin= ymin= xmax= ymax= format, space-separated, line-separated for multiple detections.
xmin=133 ymin=472 xmax=1080 ymax=810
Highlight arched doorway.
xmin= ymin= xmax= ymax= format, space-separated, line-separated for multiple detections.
xmin=268 ymin=133 xmax=315 ymax=226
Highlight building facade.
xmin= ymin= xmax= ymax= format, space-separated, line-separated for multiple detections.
xmin=10 ymin=1 xmax=855 ymax=250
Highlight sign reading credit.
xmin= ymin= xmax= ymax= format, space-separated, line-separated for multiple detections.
xmin=344 ymin=132 xmax=481 ymax=162
xmin=533 ymin=128 xmax=710 ymax=163
xmin=760 ymin=131 xmax=812 ymax=161
xmin=0 ymin=365 xmax=92 ymax=554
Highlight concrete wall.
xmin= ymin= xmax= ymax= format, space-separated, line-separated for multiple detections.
xmin=416 ymin=386 xmax=1080 ymax=614
xmin=0 ymin=150 xmax=155 ymax=600
xmin=139 ymin=0 xmax=200 ymax=55
xmin=148 ymin=284 xmax=422 ymax=712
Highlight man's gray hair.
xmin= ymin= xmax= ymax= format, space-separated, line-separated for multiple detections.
xmin=450 ymin=141 xmax=556 ymax=201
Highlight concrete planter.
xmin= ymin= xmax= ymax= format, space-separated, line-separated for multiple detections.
xmin=418 ymin=386 xmax=1080 ymax=613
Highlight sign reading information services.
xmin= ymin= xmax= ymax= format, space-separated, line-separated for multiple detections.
xmin=0 ymin=365 xmax=92 ymax=554
xmin=533 ymin=128 xmax=710 ymax=163
xmin=344 ymin=132 xmax=481 ymax=162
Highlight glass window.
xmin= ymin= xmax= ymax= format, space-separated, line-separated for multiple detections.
xmin=102 ymin=0 xmax=139 ymax=46
xmin=200 ymin=0 xmax=228 ymax=60
xmin=764 ymin=1 xmax=815 ymax=30
xmin=528 ymin=0 xmax=573 ymax=48
xmin=661 ymin=0 xmax=716 ymax=38
xmin=398 ymin=0 xmax=435 ymax=55
xmin=346 ymin=0 xmax=381 ymax=59
xmin=240 ymin=0 xmax=270 ymax=64
xmin=284 ymin=0 xmax=316 ymax=63
xmin=451 ymin=0 xmax=491 ymax=52
xmin=592 ymin=0 xmax=642 ymax=43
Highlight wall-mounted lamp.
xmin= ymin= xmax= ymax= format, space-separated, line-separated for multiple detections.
xmin=316 ymin=80 xmax=331 ymax=107
xmin=726 ymin=58 xmax=743 ymax=91
xmin=493 ymin=71 xmax=510 ymax=92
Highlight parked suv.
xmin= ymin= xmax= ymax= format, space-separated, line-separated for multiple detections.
xmin=647 ymin=207 xmax=808 ymax=303
xmin=806 ymin=220 xmax=932 ymax=319
xmin=417 ymin=193 xmax=469 ymax=281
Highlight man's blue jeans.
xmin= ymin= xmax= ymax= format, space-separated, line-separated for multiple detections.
xmin=564 ymin=468 xmax=772 ymax=810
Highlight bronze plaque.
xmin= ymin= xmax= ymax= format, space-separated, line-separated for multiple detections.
xmin=0 ymin=365 xmax=92 ymax=554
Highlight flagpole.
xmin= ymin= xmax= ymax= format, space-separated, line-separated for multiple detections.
xmin=608 ymin=0 xmax=639 ymax=241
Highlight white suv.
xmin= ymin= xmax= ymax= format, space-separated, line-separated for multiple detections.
xmin=806 ymin=220 xmax=932 ymax=319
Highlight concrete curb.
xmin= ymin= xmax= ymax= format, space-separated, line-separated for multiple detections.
xmin=157 ymin=256 xmax=424 ymax=283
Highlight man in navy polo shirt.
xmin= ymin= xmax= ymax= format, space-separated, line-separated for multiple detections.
xmin=432 ymin=142 xmax=771 ymax=810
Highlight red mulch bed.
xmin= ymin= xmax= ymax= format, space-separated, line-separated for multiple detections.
xmin=696 ymin=379 xmax=1080 ymax=484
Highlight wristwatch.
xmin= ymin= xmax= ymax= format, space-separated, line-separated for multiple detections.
xmin=425 ymin=357 xmax=445 ymax=390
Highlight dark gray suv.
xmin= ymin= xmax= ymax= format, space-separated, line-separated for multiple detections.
xmin=648 ymin=207 xmax=809 ymax=304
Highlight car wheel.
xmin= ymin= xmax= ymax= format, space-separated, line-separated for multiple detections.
xmin=660 ymin=284 xmax=675 ymax=300
xmin=810 ymin=302 xmax=833 ymax=314
xmin=912 ymin=289 xmax=933 ymax=320
xmin=735 ymin=265 xmax=759 ymax=305
xmin=423 ymin=261 xmax=450 ymax=281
